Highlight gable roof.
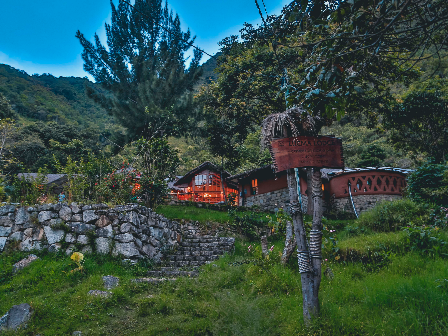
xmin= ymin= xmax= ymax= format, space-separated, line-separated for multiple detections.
xmin=17 ymin=173 xmax=67 ymax=184
xmin=173 ymin=161 xmax=232 ymax=186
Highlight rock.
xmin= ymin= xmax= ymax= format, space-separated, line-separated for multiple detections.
xmin=95 ymin=237 xmax=111 ymax=254
xmin=142 ymin=244 xmax=157 ymax=258
xmin=15 ymin=207 xmax=30 ymax=225
xmin=70 ymin=203 xmax=81 ymax=214
xmin=92 ymin=203 xmax=108 ymax=210
xmin=102 ymin=275 xmax=119 ymax=290
xmin=43 ymin=226 xmax=65 ymax=245
xmin=120 ymin=222 xmax=133 ymax=233
xmin=66 ymin=244 xmax=76 ymax=255
xmin=0 ymin=226 xmax=12 ymax=237
xmin=115 ymin=233 xmax=134 ymax=243
xmin=77 ymin=235 xmax=89 ymax=245
xmin=0 ymin=303 xmax=32 ymax=331
xmin=12 ymin=254 xmax=39 ymax=273
xmin=87 ymin=290 xmax=111 ymax=298
xmin=0 ymin=216 xmax=14 ymax=227
xmin=124 ymin=211 xmax=140 ymax=226
xmin=71 ymin=214 xmax=82 ymax=221
xmin=68 ymin=222 xmax=95 ymax=234
xmin=59 ymin=206 xmax=72 ymax=221
xmin=19 ymin=239 xmax=34 ymax=251
xmin=23 ymin=228 xmax=33 ymax=239
xmin=38 ymin=211 xmax=52 ymax=223
xmin=135 ymin=238 xmax=142 ymax=249
xmin=0 ymin=205 xmax=16 ymax=216
xmin=9 ymin=231 xmax=23 ymax=241
xmin=82 ymin=205 xmax=92 ymax=211
xmin=0 ymin=237 xmax=6 ymax=252
xmin=112 ymin=242 xmax=140 ymax=258
xmin=49 ymin=218 xmax=64 ymax=228
xmin=121 ymin=259 xmax=137 ymax=266
xmin=65 ymin=233 xmax=77 ymax=243
xmin=33 ymin=228 xmax=44 ymax=241
xmin=131 ymin=278 xmax=176 ymax=284
xmin=72 ymin=331 xmax=82 ymax=335
xmin=83 ymin=210 xmax=98 ymax=223
xmin=48 ymin=243 xmax=61 ymax=253
xmin=95 ymin=215 xmax=111 ymax=228
xmin=96 ymin=224 xmax=113 ymax=238
xmin=81 ymin=245 xmax=92 ymax=254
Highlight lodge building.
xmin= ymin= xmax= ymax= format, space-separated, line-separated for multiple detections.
xmin=170 ymin=161 xmax=412 ymax=215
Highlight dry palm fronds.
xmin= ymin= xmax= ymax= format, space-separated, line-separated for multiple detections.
xmin=260 ymin=106 xmax=325 ymax=149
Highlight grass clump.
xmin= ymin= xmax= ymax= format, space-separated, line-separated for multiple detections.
xmin=357 ymin=198 xmax=429 ymax=232
xmin=155 ymin=205 xmax=232 ymax=224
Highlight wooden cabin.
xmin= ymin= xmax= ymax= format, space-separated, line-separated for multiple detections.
xmin=172 ymin=162 xmax=239 ymax=204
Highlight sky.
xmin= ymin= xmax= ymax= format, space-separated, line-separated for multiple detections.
xmin=0 ymin=0 xmax=290 ymax=79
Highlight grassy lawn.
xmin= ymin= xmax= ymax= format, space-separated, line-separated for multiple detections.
xmin=1 ymin=232 xmax=448 ymax=335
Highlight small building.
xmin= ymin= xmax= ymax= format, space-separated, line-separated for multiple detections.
xmin=16 ymin=173 xmax=68 ymax=195
xmin=227 ymin=166 xmax=412 ymax=214
xmin=172 ymin=162 xmax=239 ymax=204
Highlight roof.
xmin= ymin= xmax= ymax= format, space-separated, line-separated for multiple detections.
xmin=227 ymin=166 xmax=414 ymax=183
xmin=17 ymin=173 xmax=67 ymax=184
xmin=173 ymin=161 xmax=232 ymax=187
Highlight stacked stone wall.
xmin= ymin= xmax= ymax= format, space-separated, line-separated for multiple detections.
xmin=332 ymin=194 xmax=403 ymax=214
xmin=0 ymin=203 xmax=233 ymax=263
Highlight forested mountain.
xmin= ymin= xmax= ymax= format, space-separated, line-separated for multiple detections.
xmin=0 ymin=64 xmax=114 ymax=126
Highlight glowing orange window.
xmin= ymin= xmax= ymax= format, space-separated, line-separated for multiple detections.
xmin=251 ymin=179 xmax=258 ymax=195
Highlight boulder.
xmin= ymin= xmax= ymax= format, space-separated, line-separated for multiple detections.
xmin=68 ymin=222 xmax=95 ymax=234
xmin=120 ymin=222 xmax=133 ymax=233
xmin=0 ymin=216 xmax=14 ymax=227
xmin=43 ymin=226 xmax=64 ymax=245
xmin=0 ymin=226 xmax=12 ymax=237
xmin=0 ymin=237 xmax=7 ymax=252
xmin=83 ymin=210 xmax=98 ymax=223
xmin=65 ymin=233 xmax=77 ymax=243
xmin=70 ymin=203 xmax=81 ymax=214
xmin=0 ymin=205 xmax=16 ymax=216
xmin=96 ymin=225 xmax=113 ymax=238
xmin=9 ymin=231 xmax=23 ymax=242
xmin=59 ymin=206 xmax=72 ymax=221
xmin=38 ymin=211 xmax=52 ymax=223
xmin=77 ymin=235 xmax=89 ymax=245
xmin=48 ymin=243 xmax=61 ymax=253
xmin=95 ymin=237 xmax=111 ymax=254
xmin=81 ymin=245 xmax=92 ymax=254
xmin=12 ymin=254 xmax=39 ymax=273
xmin=95 ymin=215 xmax=110 ymax=228
xmin=112 ymin=242 xmax=140 ymax=258
xmin=102 ymin=275 xmax=119 ymax=290
xmin=115 ymin=233 xmax=134 ymax=243
xmin=87 ymin=290 xmax=111 ymax=298
xmin=124 ymin=211 xmax=140 ymax=226
xmin=71 ymin=214 xmax=82 ymax=222
xmin=142 ymin=244 xmax=157 ymax=259
xmin=0 ymin=303 xmax=32 ymax=331
xmin=15 ymin=207 xmax=29 ymax=225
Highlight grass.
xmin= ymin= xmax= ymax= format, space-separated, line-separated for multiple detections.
xmin=155 ymin=205 xmax=232 ymax=224
xmin=1 ymin=233 xmax=448 ymax=335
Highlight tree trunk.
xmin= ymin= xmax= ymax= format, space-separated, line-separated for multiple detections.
xmin=281 ymin=220 xmax=296 ymax=264
xmin=307 ymin=168 xmax=314 ymax=216
xmin=286 ymin=168 xmax=317 ymax=322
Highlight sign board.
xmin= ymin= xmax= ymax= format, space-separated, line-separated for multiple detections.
xmin=270 ymin=136 xmax=344 ymax=172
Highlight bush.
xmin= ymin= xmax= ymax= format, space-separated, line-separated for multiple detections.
xmin=357 ymin=198 xmax=429 ymax=232
xmin=406 ymin=162 xmax=448 ymax=206
xmin=228 ymin=208 xmax=268 ymax=240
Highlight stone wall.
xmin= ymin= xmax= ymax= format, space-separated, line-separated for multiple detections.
xmin=0 ymin=203 xmax=232 ymax=263
xmin=332 ymin=194 xmax=403 ymax=214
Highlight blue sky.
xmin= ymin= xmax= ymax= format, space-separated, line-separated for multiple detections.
xmin=0 ymin=0 xmax=290 ymax=79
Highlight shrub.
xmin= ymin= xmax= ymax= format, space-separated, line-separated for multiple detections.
xmin=228 ymin=208 xmax=268 ymax=240
xmin=406 ymin=162 xmax=448 ymax=206
xmin=357 ymin=198 xmax=429 ymax=232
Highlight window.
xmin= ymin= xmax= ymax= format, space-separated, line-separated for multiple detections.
xmin=195 ymin=174 xmax=207 ymax=191
xmin=251 ymin=179 xmax=258 ymax=195
xmin=208 ymin=173 xmax=221 ymax=191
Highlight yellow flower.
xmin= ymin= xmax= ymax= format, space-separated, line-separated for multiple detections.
xmin=71 ymin=252 xmax=84 ymax=263
xmin=335 ymin=256 xmax=340 ymax=261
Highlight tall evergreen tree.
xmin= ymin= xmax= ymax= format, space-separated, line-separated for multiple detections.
xmin=76 ymin=0 xmax=202 ymax=139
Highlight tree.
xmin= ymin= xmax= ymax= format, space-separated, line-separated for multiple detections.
xmin=383 ymin=78 xmax=448 ymax=163
xmin=76 ymin=0 xmax=202 ymax=140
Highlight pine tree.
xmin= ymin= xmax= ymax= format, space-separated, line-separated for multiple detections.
xmin=76 ymin=0 xmax=202 ymax=139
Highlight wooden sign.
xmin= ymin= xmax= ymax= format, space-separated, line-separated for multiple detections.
xmin=270 ymin=136 xmax=344 ymax=172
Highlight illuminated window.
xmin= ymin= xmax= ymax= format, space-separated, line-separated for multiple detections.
xmin=251 ymin=179 xmax=258 ymax=195
xmin=208 ymin=173 xmax=221 ymax=191
xmin=195 ymin=174 xmax=207 ymax=191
